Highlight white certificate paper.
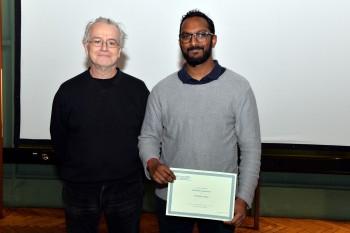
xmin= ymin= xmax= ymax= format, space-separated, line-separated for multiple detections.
xmin=166 ymin=168 xmax=237 ymax=221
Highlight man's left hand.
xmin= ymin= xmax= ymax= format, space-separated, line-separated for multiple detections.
xmin=224 ymin=197 xmax=247 ymax=227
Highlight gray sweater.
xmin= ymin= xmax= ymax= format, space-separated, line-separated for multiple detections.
xmin=138 ymin=69 xmax=261 ymax=207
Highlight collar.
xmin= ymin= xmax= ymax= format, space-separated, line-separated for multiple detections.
xmin=178 ymin=60 xmax=226 ymax=85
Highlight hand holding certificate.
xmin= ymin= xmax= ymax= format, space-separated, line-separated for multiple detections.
xmin=166 ymin=168 xmax=237 ymax=221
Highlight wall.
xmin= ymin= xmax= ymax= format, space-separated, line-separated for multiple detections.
xmin=2 ymin=0 xmax=350 ymax=221
xmin=1 ymin=0 xmax=15 ymax=147
xmin=18 ymin=0 xmax=350 ymax=147
xmin=3 ymin=163 xmax=350 ymax=220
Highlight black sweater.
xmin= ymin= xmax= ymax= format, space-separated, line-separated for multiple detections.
xmin=50 ymin=69 xmax=149 ymax=183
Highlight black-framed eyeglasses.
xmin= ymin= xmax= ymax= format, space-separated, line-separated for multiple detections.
xmin=87 ymin=38 xmax=119 ymax=48
xmin=179 ymin=31 xmax=215 ymax=44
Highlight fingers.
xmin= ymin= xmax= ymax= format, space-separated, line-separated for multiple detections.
xmin=233 ymin=214 xmax=247 ymax=227
xmin=224 ymin=214 xmax=246 ymax=227
xmin=224 ymin=198 xmax=248 ymax=227
xmin=234 ymin=215 xmax=247 ymax=227
xmin=149 ymin=163 xmax=176 ymax=184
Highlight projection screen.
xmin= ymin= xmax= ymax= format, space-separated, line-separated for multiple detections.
xmin=19 ymin=0 xmax=350 ymax=146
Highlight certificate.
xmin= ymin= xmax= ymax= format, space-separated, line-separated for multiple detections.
xmin=166 ymin=168 xmax=237 ymax=221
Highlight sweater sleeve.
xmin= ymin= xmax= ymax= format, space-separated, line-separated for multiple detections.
xmin=235 ymin=85 xmax=261 ymax=208
xmin=138 ymin=88 xmax=163 ymax=179
xmin=50 ymin=87 xmax=69 ymax=163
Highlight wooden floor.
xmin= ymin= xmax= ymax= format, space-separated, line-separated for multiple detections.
xmin=0 ymin=208 xmax=349 ymax=233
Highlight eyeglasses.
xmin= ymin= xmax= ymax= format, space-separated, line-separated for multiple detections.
xmin=87 ymin=39 xmax=119 ymax=48
xmin=179 ymin=32 xmax=214 ymax=44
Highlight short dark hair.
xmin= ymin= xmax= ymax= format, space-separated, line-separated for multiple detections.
xmin=179 ymin=9 xmax=215 ymax=34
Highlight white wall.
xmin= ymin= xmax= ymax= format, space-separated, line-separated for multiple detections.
xmin=20 ymin=0 xmax=350 ymax=146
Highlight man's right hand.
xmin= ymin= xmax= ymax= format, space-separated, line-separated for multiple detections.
xmin=147 ymin=160 xmax=176 ymax=184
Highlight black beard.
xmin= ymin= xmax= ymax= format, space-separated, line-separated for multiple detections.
xmin=181 ymin=43 xmax=212 ymax=67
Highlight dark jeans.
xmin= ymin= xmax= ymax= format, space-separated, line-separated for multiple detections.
xmin=63 ymin=180 xmax=143 ymax=233
xmin=156 ymin=196 xmax=235 ymax=233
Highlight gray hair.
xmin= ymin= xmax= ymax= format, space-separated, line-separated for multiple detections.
xmin=83 ymin=17 xmax=127 ymax=48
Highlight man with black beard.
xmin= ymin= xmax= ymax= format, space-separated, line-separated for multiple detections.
xmin=138 ymin=9 xmax=261 ymax=233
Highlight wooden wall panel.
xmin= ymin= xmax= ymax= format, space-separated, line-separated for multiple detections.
xmin=1 ymin=0 xmax=4 ymax=218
